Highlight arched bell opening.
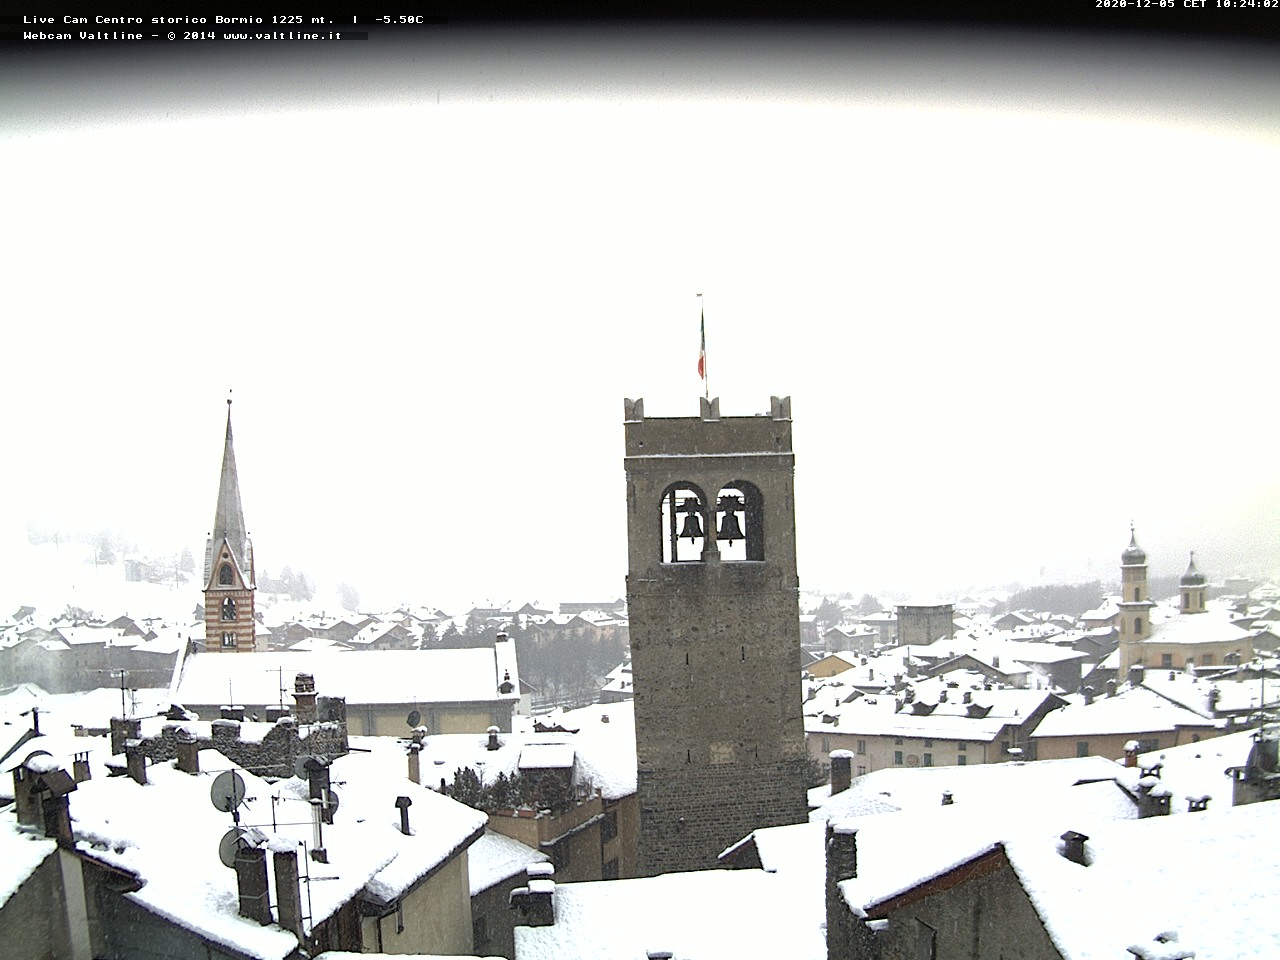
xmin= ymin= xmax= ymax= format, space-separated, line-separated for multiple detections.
xmin=715 ymin=481 xmax=764 ymax=562
xmin=221 ymin=597 xmax=237 ymax=621
xmin=659 ymin=482 xmax=709 ymax=563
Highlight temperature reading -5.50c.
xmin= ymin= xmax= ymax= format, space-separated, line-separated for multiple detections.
xmin=375 ymin=15 xmax=428 ymax=22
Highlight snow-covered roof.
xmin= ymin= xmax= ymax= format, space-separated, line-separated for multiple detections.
xmin=514 ymin=863 xmax=824 ymax=960
xmin=467 ymin=830 xmax=548 ymax=896
xmin=812 ymin=755 xmax=1130 ymax=823
xmin=60 ymin=746 xmax=485 ymax=959
xmin=373 ymin=701 xmax=638 ymax=802
xmin=1031 ymin=686 xmax=1220 ymax=739
xmin=0 ymin=812 xmax=57 ymax=910
xmin=1147 ymin=604 xmax=1252 ymax=646
xmin=1140 ymin=670 xmax=1279 ymax=718
xmin=173 ymin=648 xmax=520 ymax=707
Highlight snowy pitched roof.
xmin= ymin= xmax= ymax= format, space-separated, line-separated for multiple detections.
xmin=0 ymin=811 xmax=57 ymax=910
xmin=173 ymin=648 xmax=520 ymax=707
xmin=467 ymin=830 xmax=548 ymax=896
xmin=1030 ymin=686 xmax=1221 ymax=740
xmin=812 ymin=756 xmax=1130 ymax=824
xmin=64 ymin=746 xmax=485 ymax=959
xmin=514 ymin=864 xmax=825 ymax=960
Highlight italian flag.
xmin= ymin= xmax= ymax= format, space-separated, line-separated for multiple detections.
xmin=697 ymin=304 xmax=706 ymax=380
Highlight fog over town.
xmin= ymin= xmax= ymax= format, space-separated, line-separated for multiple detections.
xmin=5 ymin=15 xmax=1280 ymax=960
xmin=5 ymin=24 xmax=1279 ymax=613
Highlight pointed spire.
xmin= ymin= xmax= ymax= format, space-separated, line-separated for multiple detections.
xmin=212 ymin=396 xmax=249 ymax=573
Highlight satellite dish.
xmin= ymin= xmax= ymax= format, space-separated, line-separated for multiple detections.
xmin=218 ymin=827 xmax=246 ymax=868
xmin=407 ymin=710 xmax=421 ymax=728
xmin=326 ymin=788 xmax=340 ymax=816
xmin=210 ymin=770 xmax=246 ymax=813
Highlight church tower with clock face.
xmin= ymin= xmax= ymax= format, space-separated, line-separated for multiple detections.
xmin=203 ymin=399 xmax=258 ymax=653
xmin=622 ymin=395 xmax=808 ymax=875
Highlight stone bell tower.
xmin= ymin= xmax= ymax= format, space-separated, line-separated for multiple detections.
xmin=623 ymin=395 xmax=808 ymax=876
xmin=203 ymin=398 xmax=258 ymax=653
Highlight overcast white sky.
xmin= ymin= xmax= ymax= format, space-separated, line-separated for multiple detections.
xmin=4 ymin=23 xmax=1278 ymax=612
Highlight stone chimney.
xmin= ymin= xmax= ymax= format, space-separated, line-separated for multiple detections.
xmin=72 ymin=751 xmax=91 ymax=784
xmin=273 ymin=847 xmax=304 ymax=940
xmin=829 ymin=750 xmax=853 ymax=795
xmin=220 ymin=705 xmax=245 ymax=722
xmin=293 ymin=672 xmax=317 ymax=724
xmin=487 ymin=725 xmax=501 ymax=751
xmin=1135 ymin=776 xmax=1172 ymax=818
xmin=510 ymin=863 xmax=555 ymax=927
xmin=1059 ymin=830 xmax=1089 ymax=865
xmin=962 ymin=690 xmax=973 ymax=704
xmin=941 ymin=790 xmax=954 ymax=806
xmin=1186 ymin=794 xmax=1211 ymax=813
xmin=1106 ymin=678 xmax=1118 ymax=698
xmin=396 ymin=795 xmax=413 ymax=835
xmin=1129 ymin=663 xmax=1145 ymax=686
xmin=407 ymin=743 xmax=421 ymax=785
xmin=1082 ymin=685 xmax=1095 ymax=706
xmin=825 ymin=821 xmax=858 ymax=945
xmin=234 ymin=845 xmax=272 ymax=924
xmin=110 ymin=717 xmax=141 ymax=756
xmin=175 ymin=729 xmax=200 ymax=775
xmin=125 ymin=739 xmax=148 ymax=785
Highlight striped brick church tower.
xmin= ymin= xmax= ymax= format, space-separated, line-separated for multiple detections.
xmin=203 ymin=397 xmax=258 ymax=652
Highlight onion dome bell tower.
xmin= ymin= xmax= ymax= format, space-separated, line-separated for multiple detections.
xmin=1180 ymin=552 xmax=1207 ymax=614
xmin=203 ymin=397 xmax=257 ymax=653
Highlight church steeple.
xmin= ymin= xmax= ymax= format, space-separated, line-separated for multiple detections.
xmin=204 ymin=398 xmax=252 ymax=586
xmin=203 ymin=396 xmax=258 ymax=653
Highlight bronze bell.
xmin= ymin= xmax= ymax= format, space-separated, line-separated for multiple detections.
xmin=678 ymin=510 xmax=704 ymax=541
xmin=717 ymin=497 xmax=745 ymax=543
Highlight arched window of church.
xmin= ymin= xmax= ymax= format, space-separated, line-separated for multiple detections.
xmin=222 ymin=598 xmax=237 ymax=621
xmin=1135 ymin=617 xmax=1142 ymax=633
xmin=714 ymin=480 xmax=765 ymax=562
xmin=659 ymin=482 xmax=707 ymax=563
xmin=219 ymin=564 xmax=234 ymax=586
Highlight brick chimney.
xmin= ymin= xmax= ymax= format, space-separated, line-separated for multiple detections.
xmin=829 ymin=750 xmax=853 ymax=795
xmin=175 ymin=729 xmax=200 ymax=775
xmin=272 ymin=847 xmax=304 ymax=940
xmin=125 ymin=740 xmax=147 ymax=785
xmin=234 ymin=846 xmax=272 ymax=924
xmin=293 ymin=672 xmax=317 ymax=723
xmin=1123 ymin=741 xmax=1140 ymax=768
xmin=825 ymin=821 xmax=858 ymax=947
xmin=510 ymin=863 xmax=555 ymax=927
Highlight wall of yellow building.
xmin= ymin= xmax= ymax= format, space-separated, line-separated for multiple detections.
xmin=359 ymin=850 xmax=473 ymax=955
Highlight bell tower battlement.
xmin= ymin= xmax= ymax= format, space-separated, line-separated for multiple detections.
xmin=623 ymin=396 xmax=807 ymax=876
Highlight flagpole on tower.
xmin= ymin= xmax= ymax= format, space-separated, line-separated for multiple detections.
xmin=697 ymin=293 xmax=708 ymax=400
